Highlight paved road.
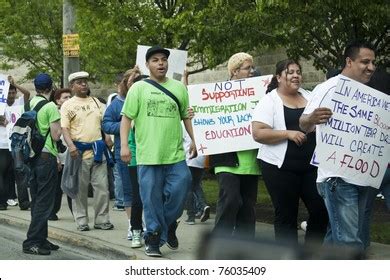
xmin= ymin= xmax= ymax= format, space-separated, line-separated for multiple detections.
xmin=1 ymin=197 xmax=389 ymax=260
xmin=0 ymin=223 xmax=123 ymax=260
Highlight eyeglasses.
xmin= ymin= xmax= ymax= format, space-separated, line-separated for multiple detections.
xmin=239 ymin=66 xmax=255 ymax=72
xmin=74 ymin=79 xmax=88 ymax=85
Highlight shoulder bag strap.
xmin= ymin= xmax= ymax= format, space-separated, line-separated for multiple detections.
xmin=33 ymin=97 xmax=51 ymax=140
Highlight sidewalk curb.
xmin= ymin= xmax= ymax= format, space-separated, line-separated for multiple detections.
xmin=0 ymin=214 xmax=137 ymax=260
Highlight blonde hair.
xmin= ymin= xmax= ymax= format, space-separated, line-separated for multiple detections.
xmin=227 ymin=52 xmax=253 ymax=77
xmin=123 ymin=68 xmax=141 ymax=83
xmin=119 ymin=67 xmax=141 ymax=94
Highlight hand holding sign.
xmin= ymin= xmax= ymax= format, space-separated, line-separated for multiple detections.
xmin=310 ymin=107 xmax=333 ymax=124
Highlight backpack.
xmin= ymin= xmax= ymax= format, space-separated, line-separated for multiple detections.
xmin=10 ymin=97 xmax=49 ymax=166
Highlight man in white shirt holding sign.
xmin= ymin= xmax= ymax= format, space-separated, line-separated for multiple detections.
xmin=0 ymin=76 xmax=30 ymax=211
xmin=299 ymin=41 xmax=377 ymax=251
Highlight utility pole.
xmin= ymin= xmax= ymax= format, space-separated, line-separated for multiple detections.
xmin=63 ymin=0 xmax=80 ymax=87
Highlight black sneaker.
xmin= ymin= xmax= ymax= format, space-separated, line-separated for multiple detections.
xmin=167 ymin=221 xmax=179 ymax=250
xmin=145 ymin=232 xmax=162 ymax=257
xmin=19 ymin=201 xmax=30 ymax=210
xmin=41 ymin=240 xmax=60 ymax=251
xmin=23 ymin=245 xmax=51 ymax=255
xmin=48 ymin=214 xmax=59 ymax=221
xmin=200 ymin=206 xmax=210 ymax=222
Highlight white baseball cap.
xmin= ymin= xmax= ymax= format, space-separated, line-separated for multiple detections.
xmin=68 ymin=71 xmax=89 ymax=83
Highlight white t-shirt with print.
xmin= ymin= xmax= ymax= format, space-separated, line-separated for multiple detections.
xmin=0 ymin=96 xmax=24 ymax=150
xmin=303 ymin=75 xmax=346 ymax=183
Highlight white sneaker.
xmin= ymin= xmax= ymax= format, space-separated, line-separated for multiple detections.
xmin=376 ymin=193 xmax=385 ymax=199
xmin=7 ymin=199 xmax=18 ymax=206
xmin=300 ymin=221 xmax=307 ymax=232
xmin=131 ymin=230 xmax=142 ymax=248
xmin=127 ymin=225 xmax=132 ymax=240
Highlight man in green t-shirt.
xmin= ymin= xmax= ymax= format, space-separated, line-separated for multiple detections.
xmin=22 ymin=73 xmax=62 ymax=255
xmin=120 ymin=46 xmax=197 ymax=257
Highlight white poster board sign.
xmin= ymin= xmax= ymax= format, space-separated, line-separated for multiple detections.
xmin=315 ymin=77 xmax=390 ymax=188
xmin=136 ymin=45 xmax=188 ymax=81
xmin=189 ymin=75 xmax=272 ymax=155
xmin=0 ymin=74 xmax=10 ymax=115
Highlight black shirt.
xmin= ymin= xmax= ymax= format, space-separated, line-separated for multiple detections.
xmin=281 ymin=106 xmax=316 ymax=171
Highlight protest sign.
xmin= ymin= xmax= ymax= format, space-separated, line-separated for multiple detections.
xmin=315 ymin=76 xmax=390 ymax=188
xmin=0 ymin=74 xmax=10 ymax=115
xmin=188 ymin=75 xmax=272 ymax=155
xmin=136 ymin=45 xmax=187 ymax=81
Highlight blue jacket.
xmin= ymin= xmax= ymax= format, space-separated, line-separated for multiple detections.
xmin=102 ymin=95 xmax=124 ymax=160
xmin=73 ymin=140 xmax=115 ymax=167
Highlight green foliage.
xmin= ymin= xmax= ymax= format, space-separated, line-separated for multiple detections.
xmin=0 ymin=0 xmax=63 ymax=84
xmin=370 ymin=222 xmax=390 ymax=244
xmin=73 ymin=0 xmax=272 ymax=82
xmin=1 ymin=0 xmax=388 ymax=84
xmin=258 ymin=0 xmax=390 ymax=71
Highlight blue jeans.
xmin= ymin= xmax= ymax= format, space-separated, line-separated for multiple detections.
xmin=23 ymin=153 xmax=57 ymax=248
xmin=117 ymin=159 xmax=132 ymax=207
xmin=113 ymin=162 xmax=124 ymax=207
xmin=138 ymin=160 xmax=191 ymax=244
xmin=381 ymin=167 xmax=390 ymax=210
xmin=361 ymin=167 xmax=390 ymax=248
xmin=317 ymin=178 xmax=369 ymax=250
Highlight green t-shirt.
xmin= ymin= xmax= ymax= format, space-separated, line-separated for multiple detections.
xmin=30 ymin=96 xmax=61 ymax=156
xmin=128 ymin=128 xmax=137 ymax=166
xmin=121 ymin=78 xmax=189 ymax=165
xmin=215 ymin=149 xmax=260 ymax=175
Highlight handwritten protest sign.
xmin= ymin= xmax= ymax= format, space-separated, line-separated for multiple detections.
xmin=0 ymin=74 xmax=10 ymax=115
xmin=315 ymin=76 xmax=390 ymax=188
xmin=188 ymin=75 xmax=272 ymax=155
xmin=136 ymin=45 xmax=187 ymax=81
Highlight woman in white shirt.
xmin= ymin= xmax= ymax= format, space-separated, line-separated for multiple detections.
xmin=252 ymin=59 xmax=328 ymax=244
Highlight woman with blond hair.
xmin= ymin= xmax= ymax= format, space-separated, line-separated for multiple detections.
xmin=102 ymin=66 xmax=145 ymax=248
xmin=210 ymin=52 xmax=261 ymax=238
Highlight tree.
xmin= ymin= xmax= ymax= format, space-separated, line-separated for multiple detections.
xmin=1 ymin=0 xmax=388 ymax=84
xmin=1 ymin=0 xmax=272 ymax=84
xmin=0 ymin=0 xmax=64 ymax=84
xmin=257 ymin=0 xmax=390 ymax=71
xmin=73 ymin=0 xmax=274 ymax=82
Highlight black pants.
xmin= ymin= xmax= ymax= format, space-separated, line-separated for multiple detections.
xmin=0 ymin=149 xmax=13 ymax=207
xmin=213 ymin=172 xmax=258 ymax=238
xmin=10 ymin=151 xmax=31 ymax=209
xmin=260 ymin=160 xmax=328 ymax=244
xmin=50 ymin=168 xmax=63 ymax=216
xmin=50 ymin=167 xmax=73 ymax=217
xmin=129 ymin=166 xmax=143 ymax=230
xmin=23 ymin=153 xmax=57 ymax=248
xmin=7 ymin=166 xmax=17 ymax=200
xmin=185 ymin=167 xmax=205 ymax=219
